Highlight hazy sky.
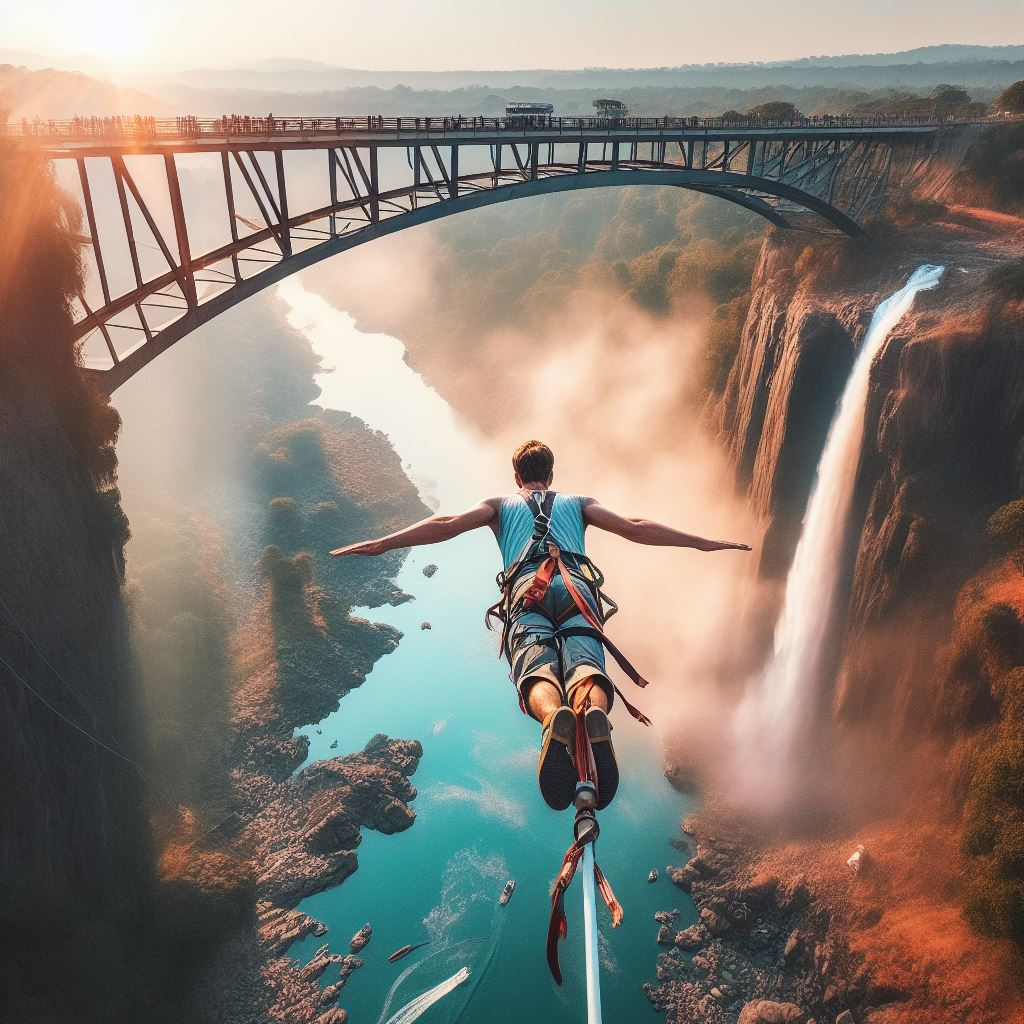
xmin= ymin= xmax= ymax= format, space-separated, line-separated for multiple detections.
xmin=2 ymin=0 xmax=1021 ymax=72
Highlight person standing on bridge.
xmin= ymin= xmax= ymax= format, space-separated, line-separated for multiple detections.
xmin=330 ymin=440 xmax=750 ymax=810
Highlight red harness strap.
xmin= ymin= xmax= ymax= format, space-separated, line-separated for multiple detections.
xmin=545 ymin=707 xmax=624 ymax=985
xmin=552 ymin=552 xmax=652 ymax=725
xmin=492 ymin=544 xmax=652 ymax=725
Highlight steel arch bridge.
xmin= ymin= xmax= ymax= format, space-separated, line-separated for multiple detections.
xmin=24 ymin=114 xmax=980 ymax=390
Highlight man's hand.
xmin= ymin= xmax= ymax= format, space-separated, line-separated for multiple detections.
xmin=330 ymin=539 xmax=387 ymax=557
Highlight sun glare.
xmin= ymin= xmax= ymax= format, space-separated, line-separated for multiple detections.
xmin=79 ymin=13 xmax=149 ymax=67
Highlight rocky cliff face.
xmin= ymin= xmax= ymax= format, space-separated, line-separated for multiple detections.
xmin=695 ymin=196 xmax=1024 ymax=1023
xmin=0 ymin=148 xmax=152 ymax=1021
xmin=717 ymin=212 xmax=1024 ymax=741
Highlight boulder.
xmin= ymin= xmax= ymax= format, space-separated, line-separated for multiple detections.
xmin=316 ymin=1011 xmax=349 ymax=1024
xmin=667 ymin=861 xmax=703 ymax=891
xmin=655 ymin=909 xmax=681 ymax=925
xmin=674 ymin=924 xmax=708 ymax=950
xmin=784 ymin=929 xmax=801 ymax=959
xmin=835 ymin=1013 xmax=855 ymax=1024
xmin=700 ymin=906 xmax=732 ymax=936
xmin=738 ymin=1000 xmax=806 ymax=1024
xmin=349 ymin=922 xmax=372 ymax=953
xmin=656 ymin=924 xmax=674 ymax=945
xmin=421 ymin=621 xmax=432 ymax=630
xmin=422 ymin=564 xmax=438 ymax=578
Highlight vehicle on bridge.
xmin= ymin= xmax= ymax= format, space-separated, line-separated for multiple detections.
xmin=505 ymin=102 xmax=555 ymax=125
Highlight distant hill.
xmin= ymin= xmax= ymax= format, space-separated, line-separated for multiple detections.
xmin=762 ymin=44 xmax=1024 ymax=67
xmin=0 ymin=65 xmax=163 ymax=119
xmin=127 ymin=44 xmax=1024 ymax=96
xmin=243 ymin=58 xmax=341 ymax=72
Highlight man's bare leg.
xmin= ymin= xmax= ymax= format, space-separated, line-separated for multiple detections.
xmin=526 ymin=679 xmax=565 ymax=723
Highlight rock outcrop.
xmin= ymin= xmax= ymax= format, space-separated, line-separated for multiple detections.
xmin=716 ymin=215 xmax=1024 ymax=741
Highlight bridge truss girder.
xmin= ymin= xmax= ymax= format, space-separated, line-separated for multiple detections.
xmin=48 ymin=128 xmax=944 ymax=389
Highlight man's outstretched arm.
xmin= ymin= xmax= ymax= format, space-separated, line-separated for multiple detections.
xmin=584 ymin=500 xmax=751 ymax=552
xmin=330 ymin=501 xmax=496 ymax=557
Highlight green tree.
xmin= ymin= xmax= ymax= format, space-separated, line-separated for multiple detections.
xmin=995 ymin=81 xmax=1024 ymax=115
xmin=932 ymin=84 xmax=972 ymax=117
xmin=747 ymin=101 xmax=801 ymax=121
xmin=988 ymin=499 xmax=1024 ymax=574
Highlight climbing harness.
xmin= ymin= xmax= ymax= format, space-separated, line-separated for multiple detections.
xmin=485 ymin=491 xmax=652 ymax=725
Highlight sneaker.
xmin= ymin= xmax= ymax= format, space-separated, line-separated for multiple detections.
xmin=585 ymin=707 xmax=619 ymax=810
xmin=537 ymin=706 xmax=578 ymax=810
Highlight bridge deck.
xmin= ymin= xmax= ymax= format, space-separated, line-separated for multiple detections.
xmin=20 ymin=112 xmax=984 ymax=389
xmin=7 ymin=113 xmax=985 ymax=158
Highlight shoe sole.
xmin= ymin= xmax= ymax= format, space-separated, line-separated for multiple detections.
xmin=586 ymin=708 xmax=619 ymax=810
xmin=538 ymin=707 xmax=578 ymax=811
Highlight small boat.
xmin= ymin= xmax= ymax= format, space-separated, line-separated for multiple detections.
xmin=387 ymin=940 xmax=430 ymax=963
xmin=648 ymin=869 xmax=659 ymax=884
xmin=499 ymin=880 xmax=516 ymax=906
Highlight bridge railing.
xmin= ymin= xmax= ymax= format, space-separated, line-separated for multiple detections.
xmin=0 ymin=112 xmax=996 ymax=143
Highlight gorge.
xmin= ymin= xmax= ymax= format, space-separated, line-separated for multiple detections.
xmin=2 ymin=102 xmax=1024 ymax=1024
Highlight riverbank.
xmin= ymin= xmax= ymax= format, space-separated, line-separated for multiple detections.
xmin=650 ymin=799 xmax=1024 ymax=1024
xmin=113 ymin=294 xmax=433 ymax=1023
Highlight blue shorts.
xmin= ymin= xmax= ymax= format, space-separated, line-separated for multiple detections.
xmin=504 ymin=569 xmax=613 ymax=714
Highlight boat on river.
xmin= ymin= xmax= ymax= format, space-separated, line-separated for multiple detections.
xmin=387 ymin=940 xmax=429 ymax=963
xmin=499 ymin=879 xmax=516 ymax=905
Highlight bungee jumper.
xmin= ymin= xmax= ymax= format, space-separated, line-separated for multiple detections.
xmin=330 ymin=440 xmax=749 ymax=1011
xmin=331 ymin=439 xmax=750 ymax=810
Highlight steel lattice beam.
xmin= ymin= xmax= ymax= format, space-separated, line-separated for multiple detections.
xmin=36 ymin=118 xmax=977 ymax=389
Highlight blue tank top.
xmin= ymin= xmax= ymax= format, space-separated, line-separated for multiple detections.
xmin=496 ymin=491 xmax=588 ymax=569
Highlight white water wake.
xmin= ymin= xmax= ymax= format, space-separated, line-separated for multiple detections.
xmin=737 ymin=264 xmax=944 ymax=797
xmin=381 ymin=966 xmax=471 ymax=1024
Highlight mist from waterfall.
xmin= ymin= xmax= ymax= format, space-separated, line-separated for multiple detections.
xmin=736 ymin=264 xmax=945 ymax=804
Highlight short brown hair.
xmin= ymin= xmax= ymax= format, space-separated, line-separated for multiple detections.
xmin=512 ymin=440 xmax=554 ymax=484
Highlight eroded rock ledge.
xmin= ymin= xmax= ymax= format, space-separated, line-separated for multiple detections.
xmin=648 ymin=807 xmax=1024 ymax=1024
xmin=647 ymin=814 xmax=867 ymax=1024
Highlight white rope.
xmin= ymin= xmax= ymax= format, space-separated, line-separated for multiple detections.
xmin=581 ymin=840 xmax=604 ymax=1024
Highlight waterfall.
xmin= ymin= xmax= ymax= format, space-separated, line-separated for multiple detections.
xmin=740 ymin=264 xmax=944 ymax=793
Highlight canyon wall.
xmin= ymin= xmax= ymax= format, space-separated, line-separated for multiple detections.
xmin=717 ymin=215 xmax=1024 ymax=748
xmin=0 ymin=148 xmax=153 ymax=1021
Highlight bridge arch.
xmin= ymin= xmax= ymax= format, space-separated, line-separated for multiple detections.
xmin=38 ymin=118 xmax=960 ymax=389
xmin=87 ymin=168 xmax=865 ymax=391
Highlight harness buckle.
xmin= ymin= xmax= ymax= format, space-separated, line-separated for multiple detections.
xmin=573 ymin=780 xmax=597 ymax=812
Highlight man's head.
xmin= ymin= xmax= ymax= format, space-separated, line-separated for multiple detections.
xmin=512 ymin=440 xmax=554 ymax=488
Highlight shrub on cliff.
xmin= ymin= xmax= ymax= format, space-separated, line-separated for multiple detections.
xmin=961 ymin=124 xmax=1024 ymax=211
xmin=267 ymin=495 xmax=303 ymax=549
xmin=987 ymin=262 xmax=1024 ymax=302
xmin=994 ymin=81 xmax=1024 ymax=116
xmin=747 ymin=101 xmax=801 ymax=121
xmin=987 ymin=500 xmax=1024 ymax=574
